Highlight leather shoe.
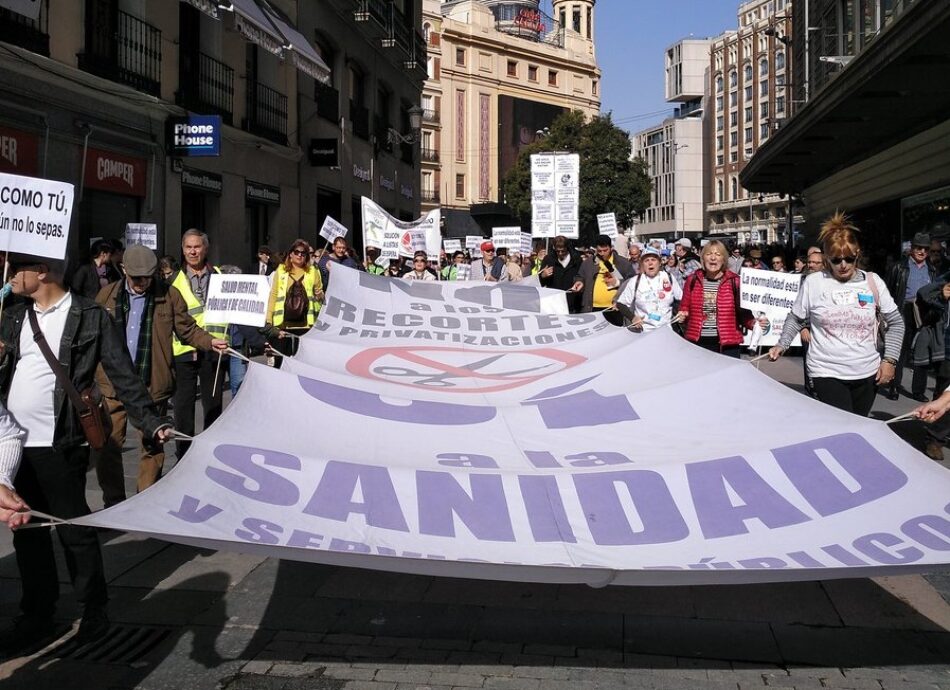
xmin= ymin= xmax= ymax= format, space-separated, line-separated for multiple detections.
xmin=911 ymin=393 xmax=929 ymax=403
xmin=885 ymin=389 xmax=900 ymax=401
xmin=0 ymin=615 xmax=57 ymax=657
xmin=73 ymin=608 xmax=110 ymax=646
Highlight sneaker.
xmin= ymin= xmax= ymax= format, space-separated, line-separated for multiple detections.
xmin=0 ymin=614 xmax=57 ymax=657
xmin=925 ymin=440 xmax=945 ymax=461
xmin=73 ymin=608 xmax=110 ymax=646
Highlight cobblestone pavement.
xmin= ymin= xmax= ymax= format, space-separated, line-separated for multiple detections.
xmin=1 ymin=353 xmax=949 ymax=689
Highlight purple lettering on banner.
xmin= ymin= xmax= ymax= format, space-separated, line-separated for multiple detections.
xmin=235 ymin=517 xmax=283 ymax=544
xmin=417 ymin=471 xmax=516 ymax=541
xmin=437 ymin=453 xmax=498 ymax=469
xmin=567 ymin=452 xmax=631 ymax=468
xmin=207 ymin=445 xmax=301 ymax=506
xmin=298 ymin=375 xmax=495 ymax=425
xmin=573 ymin=470 xmax=689 ymax=546
xmin=821 ymin=543 xmax=867 ymax=566
xmin=901 ymin=514 xmax=950 ymax=551
xmin=287 ymin=529 xmax=325 ymax=548
xmin=524 ymin=451 xmax=562 ymax=468
xmin=168 ymin=495 xmax=222 ymax=523
xmin=303 ymin=461 xmax=409 ymax=532
xmin=852 ymin=532 xmax=924 ymax=565
xmin=329 ymin=538 xmax=372 ymax=553
xmin=686 ymin=455 xmax=810 ymax=539
xmin=523 ymin=390 xmax=639 ymax=429
xmin=518 ymin=475 xmax=577 ymax=543
xmin=737 ymin=557 xmax=787 ymax=569
xmin=773 ymin=433 xmax=907 ymax=516
xmin=454 ymin=284 xmax=541 ymax=313
xmin=787 ymin=550 xmax=827 ymax=567
xmin=323 ymin=296 xmax=357 ymax=322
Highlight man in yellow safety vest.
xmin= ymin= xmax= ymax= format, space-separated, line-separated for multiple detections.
xmin=170 ymin=229 xmax=229 ymax=459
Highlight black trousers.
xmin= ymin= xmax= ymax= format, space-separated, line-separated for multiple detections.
xmin=894 ymin=302 xmax=927 ymax=396
xmin=695 ymin=335 xmax=741 ymax=358
xmin=812 ymin=375 xmax=877 ymax=417
xmin=13 ymin=446 xmax=107 ymax=618
xmin=173 ymin=352 xmax=224 ymax=459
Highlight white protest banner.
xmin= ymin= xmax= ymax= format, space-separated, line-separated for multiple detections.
xmin=740 ymin=267 xmax=802 ymax=348
xmin=597 ymin=213 xmax=618 ymax=238
xmin=443 ymin=239 xmax=462 ymax=253
xmin=75 ymin=264 xmax=950 ymax=586
xmin=0 ymin=172 xmax=73 ymax=259
xmin=319 ymin=216 xmax=348 ymax=243
xmin=361 ymin=196 xmax=399 ymax=260
xmin=125 ymin=222 xmax=158 ymax=250
xmin=454 ymin=263 xmax=471 ymax=281
xmin=204 ymin=273 xmax=270 ymax=327
xmin=520 ymin=233 xmax=533 ymax=256
xmin=492 ymin=226 xmax=521 ymax=251
xmin=0 ymin=0 xmax=40 ymax=19
xmin=361 ymin=197 xmax=441 ymax=261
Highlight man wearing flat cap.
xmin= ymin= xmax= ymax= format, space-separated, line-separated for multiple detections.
xmin=94 ymin=245 xmax=228 ymax=508
xmin=885 ymin=231 xmax=938 ymax=401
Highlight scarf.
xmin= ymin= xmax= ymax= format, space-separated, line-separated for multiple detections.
xmin=115 ymin=287 xmax=154 ymax=387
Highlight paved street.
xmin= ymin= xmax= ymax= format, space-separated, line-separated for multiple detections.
xmin=1 ymin=352 xmax=949 ymax=690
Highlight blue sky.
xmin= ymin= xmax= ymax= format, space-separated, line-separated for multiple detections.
xmin=578 ymin=1 xmax=742 ymax=135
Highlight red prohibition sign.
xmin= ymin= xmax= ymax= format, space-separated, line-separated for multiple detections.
xmin=346 ymin=346 xmax=587 ymax=393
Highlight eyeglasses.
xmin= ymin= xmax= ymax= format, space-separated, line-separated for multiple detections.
xmin=291 ymin=249 xmax=307 ymax=256
xmin=483 ymin=249 xmax=495 ymax=253
xmin=414 ymin=258 xmax=426 ymax=263
xmin=830 ymin=255 xmax=857 ymax=265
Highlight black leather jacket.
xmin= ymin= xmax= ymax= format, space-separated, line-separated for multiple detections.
xmin=0 ymin=293 xmax=171 ymax=451
xmin=886 ymin=258 xmax=936 ymax=306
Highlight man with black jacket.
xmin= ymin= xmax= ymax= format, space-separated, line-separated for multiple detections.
xmin=0 ymin=253 xmax=173 ymax=655
xmin=885 ymin=232 xmax=938 ymax=401
xmin=538 ymin=235 xmax=584 ymax=313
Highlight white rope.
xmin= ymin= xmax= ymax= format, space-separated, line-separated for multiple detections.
xmin=885 ymin=412 xmax=917 ymax=425
xmin=225 ymin=347 xmax=250 ymax=363
xmin=748 ymin=352 xmax=771 ymax=363
xmin=211 ymin=349 xmax=224 ymax=397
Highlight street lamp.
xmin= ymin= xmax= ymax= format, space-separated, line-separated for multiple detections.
xmin=387 ymin=105 xmax=424 ymax=145
xmin=763 ymin=26 xmax=791 ymax=46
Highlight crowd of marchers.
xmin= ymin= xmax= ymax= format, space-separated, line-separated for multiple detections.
xmin=0 ymin=211 xmax=949 ymax=658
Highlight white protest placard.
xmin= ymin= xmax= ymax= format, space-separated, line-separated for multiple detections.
xmin=531 ymin=153 xmax=579 ymax=239
xmin=466 ymin=235 xmax=484 ymax=259
xmin=454 ymin=263 xmax=471 ymax=281
xmin=492 ymin=226 xmax=521 ymax=251
xmin=204 ymin=273 xmax=270 ymax=327
xmin=319 ymin=216 xmax=348 ymax=243
xmin=530 ymin=153 xmax=555 ymax=190
xmin=443 ymin=239 xmax=462 ymax=253
xmin=125 ymin=223 xmax=158 ymax=250
xmin=597 ymin=212 xmax=618 ymax=238
xmin=0 ymin=172 xmax=74 ymax=260
xmin=740 ymin=267 xmax=802 ymax=348
xmin=520 ymin=233 xmax=533 ymax=256
xmin=532 ymin=220 xmax=555 ymax=239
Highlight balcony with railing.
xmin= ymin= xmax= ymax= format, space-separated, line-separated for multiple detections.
xmin=244 ymin=81 xmax=287 ymax=145
xmin=353 ymin=0 xmax=389 ymax=35
xmin=350 ymin=100 xmax=370 ymax=140
xmin=421 ymin=189 xmax=440 ymax=205
xmin=422 ymin=108 xmax=440 ymax=124
xmin=0 ymin=1 xmax=49 ymax=56
xmin=490 ymin=3 xmax=563 ymax=48
xmin=315 ymin=82 xmax=339 ymax=123
xmin=178 ymin=52 xmax=234 ymax=124
xmin=421 ymin=147 xmax=439 ymax=164
xmin=79 ymin=10 xmax=161 ymax=96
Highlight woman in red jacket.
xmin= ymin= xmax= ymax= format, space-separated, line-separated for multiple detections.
xmin=678 ymin=240 xmax=760 ymax=357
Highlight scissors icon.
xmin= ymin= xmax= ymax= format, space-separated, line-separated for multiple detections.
xmin=372 ymin=354 xmax=554 ymax=388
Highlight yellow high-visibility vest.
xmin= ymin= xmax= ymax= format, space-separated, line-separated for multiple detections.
xmin=272 ymin=265 xmax=322 ymax=328
xmin=171 ymin=266 xmax=228 ymax=357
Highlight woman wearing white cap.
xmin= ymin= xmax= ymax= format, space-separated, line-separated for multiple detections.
xmin=616 ymin=247 xmax=683 ymax=331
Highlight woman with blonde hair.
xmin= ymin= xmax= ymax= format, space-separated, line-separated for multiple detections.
xmin=768 ymin=213 xmax=904 ymax=416
xmin=264 ymin=239 xmax=324 ymax=362
xmin=678 ymin=240 xmax=760 ymax=357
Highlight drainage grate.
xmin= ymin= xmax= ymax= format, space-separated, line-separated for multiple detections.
xmin=42 ymin=625 xmax=172 ymax=665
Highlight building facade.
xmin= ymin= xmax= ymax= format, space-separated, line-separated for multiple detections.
xmin=742 ymin=0 xmax=949 ymax=260
xmin=421 ymin=0 xmax=600 ymax=237
xmin=631 ymin=38 xmax=708 ymax=239
xmin=705 ymin=0 xmax=794 ymax=245
xmin=0 ymin=0 xmax=423 ymax=268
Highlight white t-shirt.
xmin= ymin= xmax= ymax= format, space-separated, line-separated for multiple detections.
xmin=793 ymin=270 xmax=896 ymax=380
xmin=8 ymin=292 xmax=73 ymax=447
xmin=617 ymin=270 xmax=682 ymax=330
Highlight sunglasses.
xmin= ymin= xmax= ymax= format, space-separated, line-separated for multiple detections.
xmin=291 ymin=249 xmax=308 ymax=256
xmin=830 ymin=255 xmax=857 ymax=265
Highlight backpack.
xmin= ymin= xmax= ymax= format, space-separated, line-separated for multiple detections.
xmin=283 ymin=275 xmax=309 ymax=322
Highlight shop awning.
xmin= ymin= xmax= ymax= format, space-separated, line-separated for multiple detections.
xmin=180 ymin=0 xmax=220 ymax=19
xmin=218 ymin=0 xmax=284 ymax=55
xmin=740 ymin=1 xmax=950 ymax=195
xmin=261 ymin=5 xmax=331 ymax=84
